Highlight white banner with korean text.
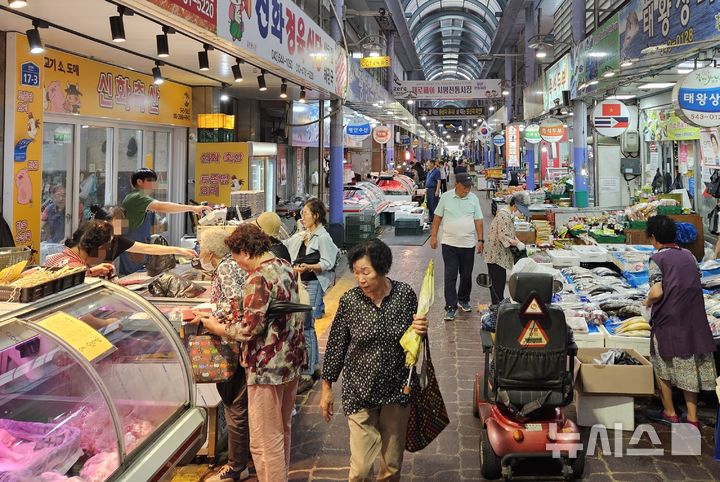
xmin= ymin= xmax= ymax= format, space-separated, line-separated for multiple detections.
xmin=392 ymin=79 xmax=503 ymax=101
xmin=218 ymin=0 xmax=342 ymax=96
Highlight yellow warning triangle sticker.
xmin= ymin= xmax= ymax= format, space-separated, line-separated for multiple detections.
xmin=518 ymin=320 xmax=549 ymax=347
xmin=523 ymin=298 xmax=544 ymax=316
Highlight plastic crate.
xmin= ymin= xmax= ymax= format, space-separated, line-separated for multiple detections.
xmin=395 ymin=226 xmax=422 ymax=236
xmin=0 ymin=246 xmax=33 ymax=270
xmin=345 ymin=224 xmax=375 ymax=234
xmin=345 ymin=212 xmax=376 ymax=224
xmin=395 ymin=218 xmax=421 ymax=227
xmin=626 ymin=220 xmax=647 ymax=230
xmin=658 ymin=205 xmax=682 ymax=215
xmin=589 ymin=232 xmax=626 ymax=244
xmin=0 ymin=267 xmax=86 ymax=302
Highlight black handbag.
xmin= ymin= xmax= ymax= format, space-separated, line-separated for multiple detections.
xmin=405 ymin=338 xmax=449 ymax=452
xmin=510 ymin=246 xmax=527 ymax=264
xmin=707 ymin=170 xmax=720 ymax=198
xmin=292 ymin=250 xmax=321 ymax=266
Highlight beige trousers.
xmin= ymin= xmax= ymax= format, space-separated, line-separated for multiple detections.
xmin=347 ymin=404 xmax=411 ymax=482
xmin=247 ymin=378 xmax=299 ymax=482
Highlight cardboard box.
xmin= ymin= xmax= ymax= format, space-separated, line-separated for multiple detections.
xmin=598 ymin=326 xmax=651 ymax=357
xmin=576 ymin=348 xmax=654 ymax=396
xmin=574 ymin=390 xmax=636 ymax=431
xmin=516 ymin=229 xmax=536 ymax=245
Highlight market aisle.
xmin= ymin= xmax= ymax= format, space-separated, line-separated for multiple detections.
xmin=285 ymin=192 xmax=720 ymax=482
xmin=288 ymin=221 xmax=493 ymax=481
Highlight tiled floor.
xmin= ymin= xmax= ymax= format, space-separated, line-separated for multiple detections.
xmin=182 ymin=190 xmax=720 ymax=481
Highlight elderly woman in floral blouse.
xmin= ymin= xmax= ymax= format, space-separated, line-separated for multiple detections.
xmin=199 ymin=224 xmax=305 ymax=482
xmin=194 ymin=227 xmax=250 ymax=482
xmin=484 ymin=192 xmax=528 ymax=304
xmin=321 ymin=239 xmax=428 ymax=482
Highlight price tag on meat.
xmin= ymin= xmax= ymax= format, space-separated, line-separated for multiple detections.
xmin=37 ymin=311 xmax=115 ymax=362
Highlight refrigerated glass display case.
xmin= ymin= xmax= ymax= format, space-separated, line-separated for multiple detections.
xmin=0 ymin=280 xmax=205 ymax=481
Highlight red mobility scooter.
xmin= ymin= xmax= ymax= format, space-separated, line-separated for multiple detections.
xmin=473 ymin=272 xmax=585 ymax=480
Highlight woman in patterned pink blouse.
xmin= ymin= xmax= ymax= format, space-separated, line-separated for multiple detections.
xmin=200 ymin=223 xmax=305 ymax=482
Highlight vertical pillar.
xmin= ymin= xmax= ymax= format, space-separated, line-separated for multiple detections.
xmin=386 ymin=31 xmax=395 ymax=94
xmin=505 ymin=47 xmax=513 ymax=124
xmin=490 ymin=145 xmax=495 ymax=167
xmin=318 ymin=99 xmax=325 ymax=202
xmin=572 ymin=0 xmax=589 ymax=207
xmin=525 ymin=4 xmax=537 ymax=191
xmin=328 ymin=0 xmax=344 ymax=245
xmin=526 ymin=147 xmax=535 ymax=190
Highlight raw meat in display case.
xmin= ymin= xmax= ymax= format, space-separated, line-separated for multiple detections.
xmin=0 ymin=279 xmax=205 ymax=482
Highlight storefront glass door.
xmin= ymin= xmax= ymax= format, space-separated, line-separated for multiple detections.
xmin=117 ymin=129 xmax=143 ymax=204
xmin=79 ymin=126 xmax=113 ymax=219
xmin=40 ymin=123 xmax=74 ymax=261
xmin=143 ymin=131 xmax=171 ymax=234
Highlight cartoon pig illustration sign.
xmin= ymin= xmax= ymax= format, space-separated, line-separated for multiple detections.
xmin=15 ymin=169 xmax=33 ymax=205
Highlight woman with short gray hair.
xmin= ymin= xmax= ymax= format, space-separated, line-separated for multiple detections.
xmin=196 ymin=226 xmax=251 ymax=482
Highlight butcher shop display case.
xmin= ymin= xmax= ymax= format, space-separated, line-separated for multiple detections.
xmin=0 ymin=280 xmax=206 ymax=482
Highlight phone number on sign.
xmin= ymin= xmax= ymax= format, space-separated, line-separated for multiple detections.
xmin=178 ymin=0 xmax=215 ymax=20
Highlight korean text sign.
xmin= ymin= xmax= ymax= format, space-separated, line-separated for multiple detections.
xmin=543 ymin=54 xmax=571 ymax=111
xmin=43 ymin=48 xmax=192 ymax=126
xmin=145 ymin=0 xmax=218 ymax=32
xmin=218 ymin=0 xmax=338 ymax=95
xmin=619 ymin=0 xmax=720 ymax=62
xmin=12 ymin=34 xmax=44 ymax=252
xmin=674 ymin=67 xmax=720 ymax=128
xmin=392 ymin=80 xmax=502 ymax=101
xmin=195 ymin=143 xmax=250 ymax=205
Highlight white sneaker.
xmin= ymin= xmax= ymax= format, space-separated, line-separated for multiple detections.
xmin=205 ymin=464 xmax=250 ymax=482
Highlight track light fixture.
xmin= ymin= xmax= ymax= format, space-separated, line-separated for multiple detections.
xmin=8 ymin=0 xmax=28 ymax=8
xmin=257 ymin=69 xmax=267 ymax=91
xmin=110 ymin=6 xmax=133 ymax=43
xmin=299 ymin=87 xmax=306 ymax=103
xmin=26 ymin=19 xmax=48 ymax=54
xmin=156 ymin=26 xmax=174 ymax=58
xmin=220 ymin=83 xmax=231 ymax=102
xmin=152 ymin=61 xmax=164 ymax=85
xmin=232 ymin=58 xmax=244 ymax=82
xmin=280 ymin=79 xmax=288 ymax=98
xmin=198 ymin=43 xmax=212 ymax=71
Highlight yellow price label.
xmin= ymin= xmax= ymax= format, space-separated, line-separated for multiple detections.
xmin=37 ymin=311 xmax=115 ymax=362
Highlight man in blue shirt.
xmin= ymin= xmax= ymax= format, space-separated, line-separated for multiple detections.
xmin=430 ymin=172 xmax=484 ymax=321
xmin=425 ymin=161 xmax=441 ymax=222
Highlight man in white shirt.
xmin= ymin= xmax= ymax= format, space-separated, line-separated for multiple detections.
xmin=439 ymin=160 xmax=448 ymax=193
xmin=430 ymin=173 xmax=484 ymax=321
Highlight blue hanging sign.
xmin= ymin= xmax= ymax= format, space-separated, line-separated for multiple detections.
xmin=493 ymin=134 xmax=506 ymax=146
xmin=346 ymin=123 xmax=371 ymax=137
xmin=674 ymin=67 xmax=720 ymax=128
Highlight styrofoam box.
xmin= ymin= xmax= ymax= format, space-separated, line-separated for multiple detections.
xmin=574 ymin=390 xmax=636 ymax=431
xmin=598 ymin=325 xmax=651 ymax=357
xmin=574 ymin=331 xmax=606 ymax=348
xmin=571 ymin=245 xmax=610 ymax=263
xmin=548 ymin=249 xmax=581 ymax=268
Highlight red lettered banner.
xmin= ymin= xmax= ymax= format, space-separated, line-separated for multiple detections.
xmin=146 ymin=0 xmax=218 ymax=32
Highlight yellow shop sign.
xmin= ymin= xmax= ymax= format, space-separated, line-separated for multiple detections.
xmin=43 ymin=48 xmax=192 ymax=126
xmin=360 ymin=56 xmax=391 ymax=69
xmin=195 ymin=143 xmax=250 ymax=206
